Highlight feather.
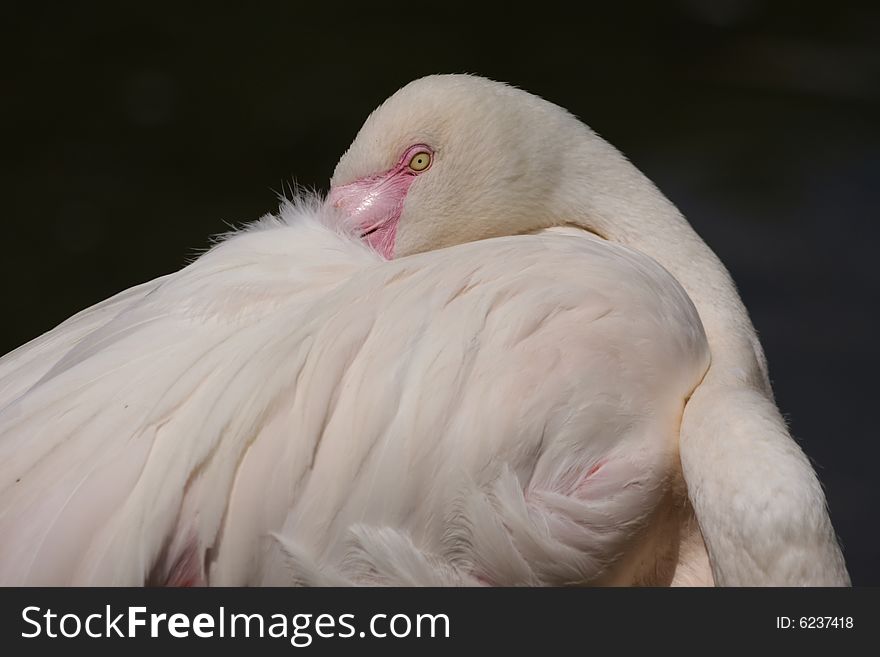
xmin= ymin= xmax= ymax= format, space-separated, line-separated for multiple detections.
xmin=0 ymin=196 xmax=709 ymax=585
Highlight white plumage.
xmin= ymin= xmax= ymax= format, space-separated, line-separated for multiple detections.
xmin=0 ymin=75 xmax=848 ymax=586
xmin=0 ymin=205 xmax=703 ymax=585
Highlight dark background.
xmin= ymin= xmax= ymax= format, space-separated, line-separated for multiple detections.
xmin=2 ymin=3 xmax=878 ymax=584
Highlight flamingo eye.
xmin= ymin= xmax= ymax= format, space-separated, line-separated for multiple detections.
xmin=407 ymin=151 xmax=432 ymax=172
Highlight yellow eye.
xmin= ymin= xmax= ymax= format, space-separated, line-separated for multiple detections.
xmin=408 ymin=151 xmax=431 ymax=172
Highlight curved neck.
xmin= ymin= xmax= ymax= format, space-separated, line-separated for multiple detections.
xmin=557 ymin=135 xmax=849 ymax=585
xmin=558 ymin=134 xmax=770 ymax=393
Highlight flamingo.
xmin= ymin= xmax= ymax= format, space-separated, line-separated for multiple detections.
xmin=0 ymin=74 xmax=848 ymax=586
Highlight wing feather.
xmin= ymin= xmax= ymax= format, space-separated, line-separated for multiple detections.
xmin=0 ymin=201 xmax=710 ymax=586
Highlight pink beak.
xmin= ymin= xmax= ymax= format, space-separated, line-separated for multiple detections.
xmin=327 ymin=168 xmax=416 ymax=260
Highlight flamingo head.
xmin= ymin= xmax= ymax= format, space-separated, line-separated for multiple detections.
xmin=328 ymin=74 xmax=612 ymax=259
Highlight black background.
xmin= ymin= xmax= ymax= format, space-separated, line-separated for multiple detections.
xmin=2 ymin=3 xmax=878 ymax=583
